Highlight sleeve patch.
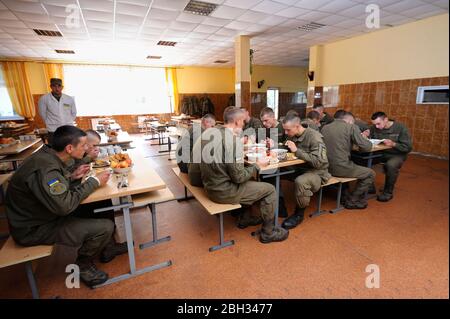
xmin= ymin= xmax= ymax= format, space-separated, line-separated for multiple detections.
xmin=48 ymin=179 xmax=67 ymax=195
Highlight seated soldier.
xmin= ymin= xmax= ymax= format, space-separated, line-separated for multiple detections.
xmin=322 ymin=111 xmax=375 ymax=209
xmin=282 ymin=113 xmax=331 ymax=229
xmin=241 ymin=107 xmax=263 ymax=143
xmin=68 ymin=129 xmax=102 ymax=172
xmin=301 ymin=110 xmax=321 ymax=131
xmin=259 ymin=107 xmax=289 ymax=218
xmin=199 ymin=107 xmax=288 ymax=243
xmin=313 ymin=104 xmax=334 ymax=127
xmin=176 ymin=114 xmax=216 ymax=174
xmin=5 ymin=126 xmax=121 ymax=287
xmin=362 ymin=111 xmax=412 ymax=202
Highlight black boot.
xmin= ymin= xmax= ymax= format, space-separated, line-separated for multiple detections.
xmin=77 ymin=259 xmax=108 ymax=288
xmin=259 ymin=219 xmax=289 ymax=244
xmin=278 ymin=197 xmax=288 ymax=218
xmin=377 ymin=184 xmax=394 ymax=202
xmin=100 ymin=240 xmax=131 ymax=263
xmin=368 ymin=183 xmax=377 ymax=194
xmin=281 ymin=206 xmax=305 ymax=230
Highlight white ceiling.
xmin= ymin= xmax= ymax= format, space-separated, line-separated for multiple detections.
xmin=0 ymin=0 xmax=448 ymax=67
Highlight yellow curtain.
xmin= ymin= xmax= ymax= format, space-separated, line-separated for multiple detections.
xmin=165 ymin=67 xmax=179 ymax=114
xmin=1 ymin=61 xmax=35 ymax=119
xmin=43 ymin=63 xmax=64 ymax=91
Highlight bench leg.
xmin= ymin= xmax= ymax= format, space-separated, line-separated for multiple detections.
xmin=25 ymin=261 xmax=39 ymax=299
xmin=309 ymin=188 xmax=328 ymax=218
xmin=209 ymin=213 xmax=234 ymax=252
xmin=177 ymin=186 xmax=194 ymax=202
xmin=140 ymin=203 xmax=171 ymax=250
xmin=330 ymin=183 xmax=344 ymax=214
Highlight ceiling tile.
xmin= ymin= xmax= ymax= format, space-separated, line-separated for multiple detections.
xmin=275 ymin=6 xmax=309 ymax=18
xmin=193 ymin=24 xmax=221 ymax=34
xmin=258 ymin=15 xmax=288 ymax=26
xmin=294 ymin=0 xmax=333 ymax=10
xmin=176 ymin=12 xmax=206 ymax=23
xmin=210 ymin=5 xmax=246 ymax=19
xmin=202 ymin=16 xmax=232 ymax=26
xmin=152 ymin=0 xmax=190 ymax=11
xmin=252 ymin=0 xmax=288 ymax=14
xmin=2 ymin=0 xmax=47 ymax=14
xmin=116 ymin=2 xmax=148 ymax=16
xmin=224 ymin=20 xmax=252 ymax=30
xmin=170 ymin=20 xmax=198 ymax=32
xmin=236 ymin=10 xmax=270 ymax=23
xmin=223 ymin=0 xmax=264 ymax=9
xmin=147 ymin=8 xmax=179 ymax=20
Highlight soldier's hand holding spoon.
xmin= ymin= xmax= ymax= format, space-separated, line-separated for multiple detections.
xmin=285 ymin=140 xmax=297 ymax=153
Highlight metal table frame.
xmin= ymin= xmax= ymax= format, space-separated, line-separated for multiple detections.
xmin=92 ymin=195 xmax=172 ymax=288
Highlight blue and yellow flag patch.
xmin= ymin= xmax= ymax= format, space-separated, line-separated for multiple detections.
xmin=48 ymin=178 xmax=67 ymax=195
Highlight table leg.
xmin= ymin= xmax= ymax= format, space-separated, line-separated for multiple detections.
xmin=93 ymin=198 xmax=172 ymax=288
xmin=139 ymin=203 xmax=171 ymax=250
xmin=25 ymin=261 xmax=39 ymax=299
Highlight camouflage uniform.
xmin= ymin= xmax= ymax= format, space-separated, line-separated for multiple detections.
xmin=287 ymin=128 xmax=331 ymax=208
xmin=369 ymin=121 xmax=412 ymax=195
xmin=199 ymin=127 xmax=287 ymax=242
xmin=301 ymin=118 xmax=320 ymax=132
xmin=320 ymin=112 xmax=334 ymax=127
xmin=5 ymin=145 xmax=113 ymax=264
xmin=322 ymin=119 xmax=375 ymax=205
xmin=243 ymin=117 xmax=264 ymax=142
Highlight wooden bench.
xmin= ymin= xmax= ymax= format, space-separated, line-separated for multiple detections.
xmin=309 ymin=176 xmax=358 ymax=218
xmin=0 ymin=237 xmax=53 ymax=299
xmin=131 ymin=188 xmax=175 ymax=250
xmin=172 ymin=167 xmax=240 ymax=252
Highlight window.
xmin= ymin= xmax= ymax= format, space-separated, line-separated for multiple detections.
xmin=63 ymin=64 xmax=171 ymax=116
xmin=293 ymin=91 xmax=307 ymax=104
xmin=0 ymin=67 xmax=24 ymax=120
xmin=267 ymin=88 xmax=279 ymax=118
xmin=416 ymin=85 xmax=449 ymax=104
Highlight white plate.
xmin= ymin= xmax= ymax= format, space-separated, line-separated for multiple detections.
xmin=370 ymin=139 xmax=385 ymax=145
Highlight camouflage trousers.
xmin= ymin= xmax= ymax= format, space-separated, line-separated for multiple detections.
xmin=331 ymin=163 xmax=375 ymax=199
xmin=294 ymin=172 xmax=322 ymax=208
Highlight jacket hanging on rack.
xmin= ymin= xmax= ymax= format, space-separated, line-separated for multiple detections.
xmin=199 ymin=95 xmax=215 ymax=116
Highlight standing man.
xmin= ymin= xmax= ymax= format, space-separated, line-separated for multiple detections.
xmin=38 ymin=78 xmax=77 ymax=145
xmin=5 ymin=125 xmax=120 ymax=288
xmin=362 ymin=111 xmax=412 ymax=202
xmin=199 ymin=107 xmax=288 ymax=243
xmin=313 ymin=104 xmax=334 ymax=127
xmin=322 ymin=111 xmax=375 ymax=209
xmin=282 ymin=113 xmax=331 ymax=229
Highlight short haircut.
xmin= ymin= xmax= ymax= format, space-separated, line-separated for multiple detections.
xmin=202 ymin=113 xmax=216 ymax=121
xmin=371 ymin=111 xmax=387 ymax=120
xmin=223 ymin=106 xmax=244 ymax=124
xmin=307 ymin=110 xmax=320 ymax=121
xmin=85 ymin=129 xmax=101 ymax=141
xmin=282 ymin=113 xmax=301 ymax=125
xmin=260 ymin=107 xmax=275 ymax=118
xmin=313 ymin=104 xmax=324 ymax=110
xmin=285 ymin=109 xmax=299 ymax=117
xmin=334 ymin=109 xmax=348 ymax=119
xmin=52 ymin=125 xmax=87 ymax=152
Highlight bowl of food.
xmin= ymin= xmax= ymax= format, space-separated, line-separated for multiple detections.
xmin=246 ymin=152 xmax=264 ymax=163
xmin=110 ymin=153 xmax=132 ymax=173
xmin=256 ymin=156 xmax=270 ymax=166
xmin=249 ymin=146 xmax=268 ymax=154
xmin=270 ymin=148 xmax=288 ymax=160
xmin=369 ymin=139 xmax=385 ymax=145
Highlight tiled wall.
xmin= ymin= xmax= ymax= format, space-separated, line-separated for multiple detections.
xmin=321 ymin=76 xmax=449 ymax=158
